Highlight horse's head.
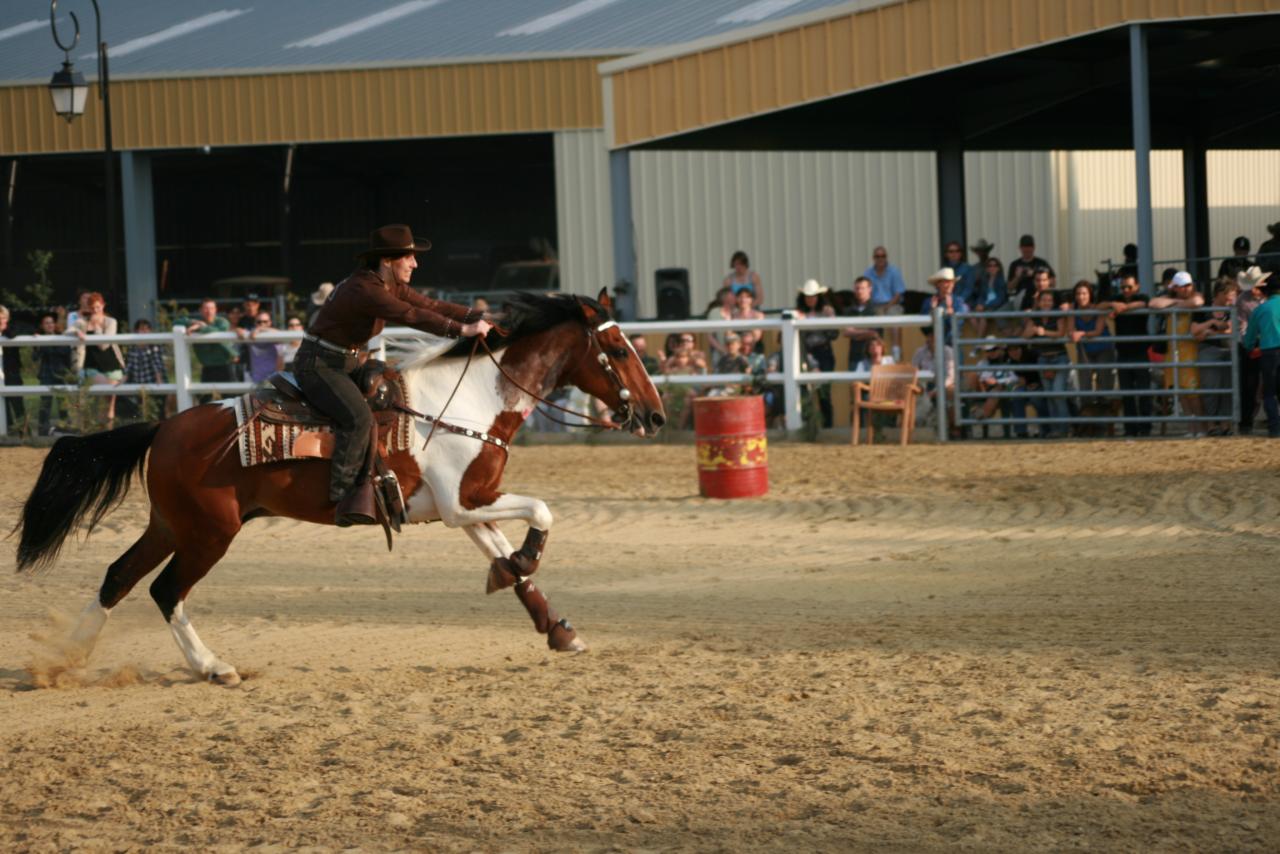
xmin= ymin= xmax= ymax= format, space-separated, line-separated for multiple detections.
xmin=566 ymin=288 xmax=666 ymax=437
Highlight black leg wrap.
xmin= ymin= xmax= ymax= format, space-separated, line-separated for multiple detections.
xmin=510 ymin=528 xmax=549 ymax=576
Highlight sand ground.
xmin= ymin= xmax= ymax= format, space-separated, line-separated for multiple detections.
xmin=0 ymin=438 xmax=1277 ymax=851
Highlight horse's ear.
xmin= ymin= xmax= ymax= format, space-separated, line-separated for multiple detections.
xmin=596 ymin=287 xmax=613 ymax=315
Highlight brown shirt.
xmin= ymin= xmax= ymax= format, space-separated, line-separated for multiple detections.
xmin=308 ymin=268 xmax=474 ymax=347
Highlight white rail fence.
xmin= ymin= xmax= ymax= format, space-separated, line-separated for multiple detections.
xmin=0 ymin=312 xmax=946 ymax=437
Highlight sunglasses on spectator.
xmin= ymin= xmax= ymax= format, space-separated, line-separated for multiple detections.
xmin=256 ymin=319 xmax=271 ymax=325
xmin=873 ymin=253 xmax=887 ymax=259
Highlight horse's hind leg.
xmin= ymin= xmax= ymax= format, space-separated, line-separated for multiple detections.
xmin=149 ymin=526 xmax=241 ymax=686
xmin=66 ymin=521 xmax=175 ymax=664
xmin=464 ymin=523 xmax=584 ymax=653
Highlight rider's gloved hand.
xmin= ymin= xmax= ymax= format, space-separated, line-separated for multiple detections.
xmin=460 ymin=319 xmax=493 ymax=338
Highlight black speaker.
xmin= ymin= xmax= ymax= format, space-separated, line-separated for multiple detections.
xmin=655 ymin=267 xmax=690 ymax=320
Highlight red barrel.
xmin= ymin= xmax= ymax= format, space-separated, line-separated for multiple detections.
xmin=693 ymin=396 xmax=768 ymax=499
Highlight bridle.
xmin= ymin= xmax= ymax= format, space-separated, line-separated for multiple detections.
xmin=478 ymin=314 xmax=639 ymax=432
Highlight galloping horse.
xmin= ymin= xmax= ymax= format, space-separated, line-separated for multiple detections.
xmin=14 ymin=290 xmax=664 ymax=685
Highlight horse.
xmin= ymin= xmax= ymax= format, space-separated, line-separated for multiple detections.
xmin=13 ymin=289 xmax=665 ymax=686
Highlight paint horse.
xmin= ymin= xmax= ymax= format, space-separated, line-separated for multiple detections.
xmin=13 ymin=290 xmax=664 ymax=686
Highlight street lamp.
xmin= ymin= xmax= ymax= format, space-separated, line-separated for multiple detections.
xmin=48 ymin=0 xmax=117 ymax=306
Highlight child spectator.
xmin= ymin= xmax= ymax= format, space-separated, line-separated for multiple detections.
xmin=731 ymin=288 xmax=766 ymax=348
xmin=119 ymin=318 xmax=168 ymax=421
xmin=34 ymin=311 xmax=73 ymax=435
xmin=1191 ymin=278 xmax=1239 ymax=436
xmin=854 ymin=334 xmax=895 ymax=373
xmin=710 ymin=332 xmax=751 ymax=396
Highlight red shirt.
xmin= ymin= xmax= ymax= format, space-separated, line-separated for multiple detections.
xmin=307 ymin=268 xmax=473 ymax=348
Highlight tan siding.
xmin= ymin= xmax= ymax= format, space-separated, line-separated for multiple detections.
xmin=1 ymin=57 xmax=608 ymax=155
xmin=606 ymin=0 xmax=1280 ymax=147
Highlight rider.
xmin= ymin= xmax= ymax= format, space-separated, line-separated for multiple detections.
xmin=296 ymin=224 xmax=493 ymax=526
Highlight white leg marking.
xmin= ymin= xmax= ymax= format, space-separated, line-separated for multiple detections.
xmin=67 ymin=598 xmax=111 ymax=664
xmin=168 ymin=602 xmax=240 ymax=686
xmin=465 ymin=522 xmax=516 ymax=560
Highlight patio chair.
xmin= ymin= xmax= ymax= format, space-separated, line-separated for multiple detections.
xmin=851 ymin=363 xmax=922 ymax=445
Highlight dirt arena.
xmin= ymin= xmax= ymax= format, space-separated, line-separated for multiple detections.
xmin=0 ymin=438 xmax=1277 ymax=851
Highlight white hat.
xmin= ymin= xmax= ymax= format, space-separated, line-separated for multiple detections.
xmin=1170 ymin=271 xmax=1194 ymax=287
xmin=311 ymin=282 xmax=335 ymax=306
xmin=927 ymin=267 xmax=957 ymax=284
xmin=799 ymin=278 xmax=828 ymax=297
xmin=981 ymin=335 xmax=1002 ymax=352
xmin=1238 ymin=266 xmax=1272 ymax=289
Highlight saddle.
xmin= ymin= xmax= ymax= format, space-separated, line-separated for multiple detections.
xmin=231 ymin=360 xmax=418 ymax=545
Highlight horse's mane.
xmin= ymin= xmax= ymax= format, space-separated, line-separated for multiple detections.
xmin=393 ymin=292 xmax=605 ymax=370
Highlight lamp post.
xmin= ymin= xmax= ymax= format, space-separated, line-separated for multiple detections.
xmin=48 ymin=0 xmax=116 ymax=307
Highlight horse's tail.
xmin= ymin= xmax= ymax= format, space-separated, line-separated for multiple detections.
xmin=12 ymin=421 xmax=161 ymax=574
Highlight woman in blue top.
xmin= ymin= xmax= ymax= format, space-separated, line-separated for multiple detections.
xmin=972 ymin=256 xmax=1008 ymax=337
xmin=723 ymin=250 xmax=764 ymax=307
xmin=1068 ymin=281 xmax=1114 ymax=409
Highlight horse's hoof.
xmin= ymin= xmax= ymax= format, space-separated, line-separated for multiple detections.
xmin=548 ymin=621 xmax=587 ymax=653
xmin=209 ymin=669 xmax=241 ymax=687
xmin=486 ymin=558 xmax=519 ymax=594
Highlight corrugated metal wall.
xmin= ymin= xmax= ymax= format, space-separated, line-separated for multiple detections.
xmin=554 ymin=130 xmax=615 ymax=296
xmin=629 ymin=149 xmax=938 ymax=316
xmin=597 ymin=147 xmax=1280 ymax=315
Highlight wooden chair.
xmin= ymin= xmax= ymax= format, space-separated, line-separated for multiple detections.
xmin=851 ymin=364 xmax=922 ymax=445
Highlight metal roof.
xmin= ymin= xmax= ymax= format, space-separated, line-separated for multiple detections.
xmin=1 ymin=0 xmax=855 ymax=84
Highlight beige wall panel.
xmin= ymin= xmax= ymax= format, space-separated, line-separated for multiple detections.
xmin=778 ymin=30 xmax=805 ymax=105
xmin=702 ymin=52 xmax=728 ymax=127
xmin=1206 ymin=150 xmax=1280 ymax=260
xmin=828 ymin=17 xmax=855 ymax=92
xmin=878 ymin=4 xmax=909 ymax=82
xmin=554 ymin=130 xmax=614 ymax=298
xmin=629 ymin=148 xmax=939 ymax=318
xmin=931 ymin=0 xmax=961 ymax=69
xmin=726 ymin=43 xmax=753 ymax=119
xmin=852 ymin=14 xmax=879 ymax=87
xmin=652 ymin=62 xmax=676 ymax=139
xmin=800 ymin=23 xmax=827 ymax=100
xmin=1039 ymin=0 xmax=1070 ymax=40
xmin=677 ymin=56 xmax=701 ymax=130
xmin=751 ymin=36 xmax=778 ymax=112
xmin=2 ymin=58 xmax=606 ymax=155
xmin=904 ymin=0 xmax=933 ymax=76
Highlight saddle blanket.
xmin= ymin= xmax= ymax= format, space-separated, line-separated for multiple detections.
xmin=231 ymin=383 xmax=416 ymax=468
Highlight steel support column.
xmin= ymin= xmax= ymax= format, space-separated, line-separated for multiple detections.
xmin=609 ymin=149 xmax=636 ymax=321
xmin=1130 ymin=24 xmax=1155 ymax=294
xmin=936 ymin=146 xmax=967 ymax=255
xmin=1182 ymin=134 xmax=1210 ymax=287
xmin=120 ymin=150 xmax=156 ymax=325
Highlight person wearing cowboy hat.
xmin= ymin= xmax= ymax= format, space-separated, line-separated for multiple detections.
xmin=1240 ymin=266 xmax=1280 ymax=436
xmin=307 ymin=282 xmax=334 ymax=326
xmin=919 ymin=267 xmax=969 ymax=345
xmin=1236 ymin=266 xmax=1274 ymax=433
xmin=794 ymin=279 xmax=838 ymax=427
xmin=298 ymin=224 xmax=493 ymax=526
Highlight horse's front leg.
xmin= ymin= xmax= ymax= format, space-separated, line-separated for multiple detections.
xmin=449 ymin=504 xmax=582 ymax=653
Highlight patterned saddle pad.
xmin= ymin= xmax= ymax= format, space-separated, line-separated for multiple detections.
xmin=231 ymin=374 xmax=415 ymax=467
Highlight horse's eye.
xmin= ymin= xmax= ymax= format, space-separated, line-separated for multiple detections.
xmin=611 ymin=347 xmax=629 ymax=359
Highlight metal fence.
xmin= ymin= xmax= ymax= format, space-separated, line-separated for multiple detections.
xmin=0 ymin=312 xmax=946 ymax=438
xmin=949 ymin=305 xmax=1240 ymax=436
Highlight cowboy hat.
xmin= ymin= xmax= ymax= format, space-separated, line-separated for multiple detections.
xmin=927 ymin=267 xmax=957 ymax=284
xmin=311 ymin=282 xmax=335 ymax=306
xmin=798 ymin=278 xmax=828 ymax=297
xmin=1267 ymin=221 xmax=1280 ymax=237
xmin=1238 ymin=266 xmax=1272 ymax=289
xmin=970 ymin=238 xmax=995 ymax=254
xmin=355 ymin=224 xmax=432 ymax=262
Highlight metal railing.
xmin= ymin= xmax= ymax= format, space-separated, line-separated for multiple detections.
xmin=949 ymin=305 xmax=1240 ymax=435
xmin=0 ymin=312 xmax=946 ymax=437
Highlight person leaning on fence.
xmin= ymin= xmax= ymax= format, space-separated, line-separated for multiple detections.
xmin=1021 ymin=289 xmax=1071 ymax=439
xmin=841 ymin=276 xmax=880 ymax=368
xmin=704 ymin=286 xmax=735 ymax=357
xmin=185 ymin=298 xmax=239 ymax=403
xmin=971 ymin=337 xmax=1019 ymax=435
xmin=0 ymin=304 xmax=26 ymax=431
xmin=1235 ymin=266 xmax=1271 ymax=434
xmin=282 ymin=316 xmax=304 ymax=366
xmin=919 ymin=268 xmax=969 ymax=345
xmin=911 ymin=326 xmax=955 ymax=430
xmin=1241 ymin=271 xmax=1280 ymax=437
xmin=1004 ymin=341 xmax=1043 ymax=438
xmin=1069 ymin=280 xmax=1116 ymax=409
xmin=1191 ymin=277 xmax=1240 ymax=436
xmin=971 ymin=253 xmax=1008 ymax=337
xmin=247 ymin=310 xmax=285 ymax=383
xmin=1106 ymin=273 xmax=1154 ymax=436
xmin=795 ymin=279 xmax=838 ymax=428
xmin=71 ymin=292 xmax=125 ymax=426
xmin=33 ymin=311 xmax=73 ymax=435
xmin=1158 ymin=272 xmax=1209 ymax=436
xmin=118 ymin=318 xmax=169 ymax=422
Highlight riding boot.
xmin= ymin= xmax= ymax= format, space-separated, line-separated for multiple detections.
xmin=336 ymin=481 xmax=377 ymax=527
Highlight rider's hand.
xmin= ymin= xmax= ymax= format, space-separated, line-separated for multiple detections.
xmin=461 ymin=319 xmax=493 ymax=338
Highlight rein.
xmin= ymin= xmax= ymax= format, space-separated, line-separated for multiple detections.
xmin=478 ymin=329 xmax=625 ymax=432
